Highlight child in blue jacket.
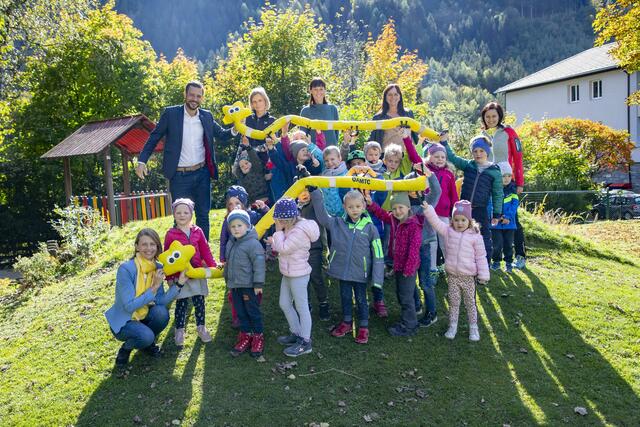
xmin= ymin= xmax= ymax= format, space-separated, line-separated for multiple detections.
xmin=490 ymin=162 xmax=519 ymax=272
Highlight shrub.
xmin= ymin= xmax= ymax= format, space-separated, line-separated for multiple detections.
xmin=13 ymin=243 xmax=59 ymax=288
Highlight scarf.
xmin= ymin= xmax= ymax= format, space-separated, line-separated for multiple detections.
xmin=132 ymin=253 xmax=157 ymax=321
xmin=322 ymin=161 xmax=348 ymax=177
xmin=368 ymin=160 xmax=384 ymax=174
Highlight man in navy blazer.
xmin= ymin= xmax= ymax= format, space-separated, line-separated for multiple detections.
xmin=136 ymin=81 xmax=235 ymax=240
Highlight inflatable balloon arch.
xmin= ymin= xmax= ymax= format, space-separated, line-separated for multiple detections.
xmin=159 ymin=102 xmax=436 ymax=279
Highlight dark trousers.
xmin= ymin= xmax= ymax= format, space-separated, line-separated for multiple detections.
xmin=371 ymin=285 xmax=384 ymax=303
xmin=114 ymin=305 xmax=169 ymax=350
xmin=514 ymin=211 xmax=526 ymax=258
xmin=174 ymin=295 xmax=206 ymax=329
xmin=308 ymin=248 xmax=328 ymax=303
xmin=339 ymin=280 xmax=369 ymax=327
xmin=169 ymin=166 xmax=211 ymax=240
xmin=395 ymin=272 xmax=418 ymax=330
xmin=491 ymin=229 xmax=515 ymax=264
xmin=472 ymin=206 xmax=492 ymax=266
xmin=231 ymin=288 xmax=263 ymax=333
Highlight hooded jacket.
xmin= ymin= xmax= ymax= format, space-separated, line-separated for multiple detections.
xmin=311 ymin=190 xmax=385 ymax=286
xmin=223 ymin=228 xmax=265 ymax=289
xmin=271 ymin=218 xmax=320 ymax=277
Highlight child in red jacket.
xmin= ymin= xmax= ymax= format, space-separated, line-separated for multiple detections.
xmin=164 ymin=198 xmax=217 ymax=347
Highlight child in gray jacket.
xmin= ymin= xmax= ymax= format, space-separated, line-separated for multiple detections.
xmin=224 ymin=209 xmax=266 ymax=359
xmin=311 ymin=189 xmax=385 ymax=344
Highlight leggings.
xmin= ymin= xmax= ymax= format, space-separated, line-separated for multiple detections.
xmin=279 ymin=274 xmax=312 ymax=340
xmin=174 ymin=295 xmax=206 ymax=329
xmin=447 ymin=275 xmax=477 ymax=326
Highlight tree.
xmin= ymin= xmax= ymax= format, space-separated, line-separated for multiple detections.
xmin=593 ymin=0 xmax=640 ymax=104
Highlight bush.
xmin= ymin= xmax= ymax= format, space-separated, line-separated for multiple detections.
xmin=13 ymin=243 xmax=59 ymax=288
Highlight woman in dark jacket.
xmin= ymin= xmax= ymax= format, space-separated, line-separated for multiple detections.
xmin=368 ymin=84 xmax=418 ymax=148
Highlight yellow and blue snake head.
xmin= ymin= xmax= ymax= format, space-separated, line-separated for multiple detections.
xmin=222 ymin=101 xmax=252 ymax=126
xmin=158 ymin=240 xmax=196 ymax=276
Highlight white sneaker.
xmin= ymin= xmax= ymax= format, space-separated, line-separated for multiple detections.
xmin=174 ymin=328 xmax=185 ymax=346
xmin=444 ymin=323 xmax=457 ymax=339
xmin=469 ymin=324 xmax=480 ymax=342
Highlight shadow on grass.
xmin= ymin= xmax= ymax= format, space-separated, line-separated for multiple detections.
xmin=476 ymin=267 xmax=640 ymax=425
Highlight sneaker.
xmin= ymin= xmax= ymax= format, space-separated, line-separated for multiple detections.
xmin=284 ymin=339 xmax=312 ymax=357
xmin=115 ymin=346 xmax=132 ymax=367
xmin=250 ymin=332 xmax=265 ymax=357
xmin=469 ymin=324 xmax=480 ymax=342
xmin=490 ymin=261 xmax=501 ymax=271
xmin=318 ymin=302 xmax=330 ymax=321
xmin=514 ymin=255 xmax=526 ymax=269
xmin=355 ymin=327 xmax=369 ymax=344
xmin=444 ymin=323 xmax=458 ymax=340
xmin=230 ymin=332 xmax=252 ymax=357
xmin=505 ymin=263 xmax=513 ymax=273
xmin=330 ymin=321 xmax=353 ymax=337
xmin=197 ymin=325 xmax=212 ymax=343
xmin=277 ymin=334 xmax=300 ymax=346
xmin=372 ymin=301 xmax=389 ymax=318
xmin=174 ymin=328 xmax=185 ymax=347
xmin=418 ymin=312 xmax=438 ymax=328
xmin=388 ymin=323 xmax=417 ymax=337
xmin=143 ymin=344 xmax=162 ymax=358
xmin=415 ymin=305 xmax=423 ymax=316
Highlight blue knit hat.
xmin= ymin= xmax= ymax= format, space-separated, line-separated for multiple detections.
xmin=469 ymin=136 xmax=492 ymax=157
xmin=273 ymin=197 xmax=299 ymax=219
xmin=225 ymin=185 xmax=249 ymax=207
xmin=227 ymin=209 xmax=251 ymax=228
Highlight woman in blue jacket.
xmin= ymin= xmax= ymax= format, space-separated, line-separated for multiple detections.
xmin=105 ymin=228 xmax=182 ymax=367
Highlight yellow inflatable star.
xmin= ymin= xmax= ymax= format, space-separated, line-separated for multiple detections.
xmin=158 ymin=240 xmax=213 ymax=279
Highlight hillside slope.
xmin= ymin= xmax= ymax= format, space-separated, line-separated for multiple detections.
xmin=0 ymin=213 xmax=638 ymax=425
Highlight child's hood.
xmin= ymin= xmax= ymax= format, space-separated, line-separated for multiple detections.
xmin=233 ymin=228 xmax=259 ymax=243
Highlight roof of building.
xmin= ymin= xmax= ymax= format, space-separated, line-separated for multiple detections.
xmin=496 ymin=43 xmax=619 ymax=93
xmin=41 ymin=115 xmax=162 ymax=159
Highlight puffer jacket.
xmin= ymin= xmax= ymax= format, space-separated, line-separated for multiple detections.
xmin=427 ymin=163 xmax=459 ymax=217
xmin=223 ymin=228 xmax=266 ymax=289
xmin=164 ymin=225 xmax=216 ymax=280
xmin=311 ymin=190 xmax=384 ymax=286
xmin=271 ymin=218 xmax=320 ymax=277
xmin=424 ymin=204 xmax=489 ymax=282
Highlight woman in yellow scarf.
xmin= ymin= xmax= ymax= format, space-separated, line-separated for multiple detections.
xmin=105 ymin=228 xmax=183 ymax=367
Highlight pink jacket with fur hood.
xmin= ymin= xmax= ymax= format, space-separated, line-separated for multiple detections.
xmin=424 ymin=205 xmax=489 ymax=281
xmin=271 ymin=218 xmax=320 ymax=277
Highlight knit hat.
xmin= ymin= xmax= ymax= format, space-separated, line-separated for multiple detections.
xmin=273 ymin=197 xmax=299 ymax=219
xmin=469 ymin=136 xmax=492 ymax=157
xmin=452 ymin=200 xmax=472 ymax=221
xmin=389 ymin=192 xmax=411 ymax=209
xmin=227 ymin=209 xmax=251 ymax=228
xmin=290 ymin=140 xmax=309 ymax=160
xmin=498 ymin=161 xmax=513 ymax=176
xmin=225 ymin=185 xmax=249 ymax=207
xmin=237 ymin=149 xmax=250 ymax=163
xmin=363 ymin=141 xmax=382 ymax=155
xmin=172 ymin=198 xmax=194 ymax=215
xmin=346 ymin=150 xmax=366 ymax=165
xmin=427 ymin=143 xmax=446 ymax=157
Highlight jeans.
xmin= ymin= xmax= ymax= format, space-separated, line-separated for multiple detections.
xmin=339 ymin=280 xmax=369 ymax=327
xmin=472 ymin=206 xmax=492 ymax=266
xmin=514 ymin=210 xmax=526 ymax=258
xmin=491 ymin=229 xmax=515 ymax=264
xmin=395 ymin=272 xmax=418 ymax=329
xmin=231 ymin=288 xmax=263 ymax=333
xmin=308 ymin=248 xmax=328 ymax=304
xmin=169 ymin=166 xmax=211 ymax=240
xmin=114 ymin=305 xmax=169 ymax=350
xmin=418 ymin=243 xmax=437 ymax=315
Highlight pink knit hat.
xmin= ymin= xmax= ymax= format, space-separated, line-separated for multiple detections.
xmin=452 ymin=200 xmax=472 ymax=221
xmin=172 ymin=198 xmax=195 ymax=215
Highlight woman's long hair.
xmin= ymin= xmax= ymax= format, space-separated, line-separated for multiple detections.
xmin=378 ymin=83 xmax=407 ymax=116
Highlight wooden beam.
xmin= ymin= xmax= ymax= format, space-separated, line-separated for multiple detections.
xmin=63 ymin=157 xmax=72 ymax=205
xmin=122 ymin=151 xmax=131 ymax=196
xmin=103 ymin=148 xmax=116 ymax=226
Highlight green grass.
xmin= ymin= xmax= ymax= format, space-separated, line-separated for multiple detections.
xmin=1 ymin=211 xmax=639 ymax=426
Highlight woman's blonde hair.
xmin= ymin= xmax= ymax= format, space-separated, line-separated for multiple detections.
xmin=249 ymin=87 xmax=271 ymax=111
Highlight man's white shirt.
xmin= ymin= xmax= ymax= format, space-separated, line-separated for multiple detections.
xmin=178 ymin=106 xmax=205 ymax=167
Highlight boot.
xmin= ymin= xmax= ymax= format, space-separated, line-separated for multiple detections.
xmin=469 ymin=324 xmax=480 ymax=342
xmin=115 ymin=345 xmax=132 ymax=367
xmin=230 ymin=332 xmax=252 ymax=357
xmin=372 ymin=300 xmax=389 ymax=318
xmin=355 ymin=327 xmax=369 ymax=344
xmin=196 ymin=325 xmax=212 ymax=343
xmin=250 ymin=332 xmax=265 ymax=357
xmin=330 ymin=321 xmax=353 ymax=337
xmin=445 ymin=323 xmax=458 ymax=340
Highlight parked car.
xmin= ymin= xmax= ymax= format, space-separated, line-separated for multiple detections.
xmin=592 ymin=191 xmax=640 ymax=220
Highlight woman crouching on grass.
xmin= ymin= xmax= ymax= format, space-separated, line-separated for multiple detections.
xmin=105 ymin=228 xmax=183 ymax=367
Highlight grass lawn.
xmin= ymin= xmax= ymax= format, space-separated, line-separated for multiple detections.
xmin=0 ymin=212 xmax=638 ymax=426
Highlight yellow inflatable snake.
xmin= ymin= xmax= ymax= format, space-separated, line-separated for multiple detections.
xmin=222 ymin=101 xmax=440 ymax=141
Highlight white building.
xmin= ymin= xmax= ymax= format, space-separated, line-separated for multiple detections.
xmin=496 ymin=43 xmax=640 ymax=191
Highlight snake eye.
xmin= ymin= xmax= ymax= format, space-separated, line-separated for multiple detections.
xmin=172 ymin=250 xmax=180 ymax=259
xmin=230 ymin=107 xmax=239 ymax=114
xmin=168 ymin=256 xmax=174 ymax=263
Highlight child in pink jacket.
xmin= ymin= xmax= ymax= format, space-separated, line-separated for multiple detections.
xmin=266 ymin=197 xmax=320 ymax=357
xmin=423 ymin=200 xmax=489 ymax=342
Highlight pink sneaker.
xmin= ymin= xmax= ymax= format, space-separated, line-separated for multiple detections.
xmin=197 ymin=325 xmax=212 ymax=343
xmin=174 ymin=328 xmax=185 ymax=346
xmin=373 ymin=301 xmax=389 ymax=318
xmin=330 ymin=322 xmax=353 ymax=337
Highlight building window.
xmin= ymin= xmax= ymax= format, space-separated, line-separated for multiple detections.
xmin=591 ymin=80 xmax=603 ymax=99
xmin=569 ymin=84 xmax=580 ymax=103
